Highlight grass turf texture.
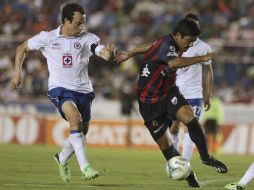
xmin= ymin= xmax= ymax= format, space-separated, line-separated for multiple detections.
xmin=0 ymin=144 xmax=253 ymax=190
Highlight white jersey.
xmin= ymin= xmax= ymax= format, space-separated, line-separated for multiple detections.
xmin=28 ymin=26 xmax=103 ymax=94
xmin=176 ymin=38 xmax=212 ymax=99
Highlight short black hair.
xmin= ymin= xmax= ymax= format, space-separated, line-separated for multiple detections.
xmin=172 ymin=18 xmax=201 ymax=37
xmin=61 ymin=3 xmax=85 ymax=24
xmin=185 ymin=13 xmax=199 ymax=22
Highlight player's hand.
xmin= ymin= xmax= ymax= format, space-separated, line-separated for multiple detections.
xmin=203 ymin=52 xmax=217 ymax=62
xmin=203 ymin=94 xmax=211 ymax=111
xmin=106 ymin=43 xmax=117 ymax=60
xmin=11 ymin=72 xmax=22 ymax=92
xmin=117 ymin=51 xmax=129 ymax=63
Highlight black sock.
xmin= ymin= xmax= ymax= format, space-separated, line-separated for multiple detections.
xmin=162 ymin=145 xmax=180 ymax=161
xmin=186 ymin=118 xmax=210 ymax=161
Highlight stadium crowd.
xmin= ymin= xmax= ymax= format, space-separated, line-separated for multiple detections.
xmin=0 ymin=0 xmax=254 ymax=103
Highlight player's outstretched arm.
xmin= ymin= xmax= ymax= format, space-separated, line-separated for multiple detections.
xmin=99 ymin=43 xmax=117 ymax=62
xmin=203 ymin=64 xmax=213 ymax=111
xmin=168 ymin=52 xmax=217 ymax=69
xmin=117 ymin=42 xmax=153 ymax=63
xmin=11 ymin=41 xmax=30 ymax=91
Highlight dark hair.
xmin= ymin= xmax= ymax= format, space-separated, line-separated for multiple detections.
xmin=61 ymin=3 xmax=85 ymax=24
xmin=185 ymin=13 xmax=199 ymax=22
xmin=172 ymin=18 xmax=201 ymax=37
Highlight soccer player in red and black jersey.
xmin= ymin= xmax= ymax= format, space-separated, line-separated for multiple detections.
xmin=117 ymin=19 xmax=228 ymax=187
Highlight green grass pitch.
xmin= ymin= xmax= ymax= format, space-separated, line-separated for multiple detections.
xmin=0 ymin=144 xmax=253 ymax=190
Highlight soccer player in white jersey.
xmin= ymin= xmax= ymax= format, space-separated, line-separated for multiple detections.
xmin=169 ymin=13 xmax=213 ymax=161
xmin=11 ymin=3 xmax=116 ymax=182
xmin=225 ymin=162 xmax=254 ymax=190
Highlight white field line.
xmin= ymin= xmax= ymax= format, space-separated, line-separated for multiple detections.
xmin=1 ymin=177 xmax=238 ymax=189
xmin=200 ymin=177 xmax=238 ymax=186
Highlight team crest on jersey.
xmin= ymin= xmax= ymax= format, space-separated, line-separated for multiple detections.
xmin=74 ymin=42 xmax=81 ymax=49
xmin=167 ymin=46 xmax=178 ymax=57
xmin=169 ymin=46 xmax=175 ymax=52
xmin=63 ymin=54 xmax=73 ymax=68
xmin=171 ymin=97 xmax=178 ymax=105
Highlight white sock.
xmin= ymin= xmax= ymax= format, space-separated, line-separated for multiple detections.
xmin=69 ymin=132 xmax=89 ymax=172
xmin=182 ymin=132 xmax=195 ymax=161
xmin=239 ymin=163 xmax=254 ymax=185
xmin=169 ymin=132 xmax=179 ymax=150
xmin=59 ymin=137 xmax=75 ymax=165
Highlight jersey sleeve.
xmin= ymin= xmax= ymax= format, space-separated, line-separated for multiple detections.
xmin=85 ymin=33 xmax=105 ymax=56
xmin=27 ymin=31 xmax=49 ymax=50
xmin=158 ymin=41 xmax=178 ymax=66
xmin=202 ymin=44 xmax=212 ymax=65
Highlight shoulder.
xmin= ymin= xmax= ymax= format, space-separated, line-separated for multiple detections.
xmin=34 ymin=29 xmax=57 ymax=40
xmin=80 ymin=32 xmax=100 ymax=40
xmin=195 ymin=38 xmax=212 ymax=51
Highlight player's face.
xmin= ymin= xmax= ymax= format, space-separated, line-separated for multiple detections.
xmin=175 ymin=33 xmax=196 ymax=52
xmin=66 ymin=11 xmax=86 ymax=36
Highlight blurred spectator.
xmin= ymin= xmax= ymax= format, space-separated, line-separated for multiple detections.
xmin=203 ymin=95 xmax=224 ymax=154
xmin=0 ymin=0 xmax=254 ymax=104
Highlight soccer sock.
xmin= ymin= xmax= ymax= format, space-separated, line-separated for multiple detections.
xmin=186 ymin=118 xmax=210 ymax=161
xmin=239 ymin=163 xmax=254 ymax=185
xmin=182 ymin=132 xmax=195 ymax=161
xmin=59 ymin=137 xmax=74 ymax=165
xmin=169 ymin=132 xmax=179 ymax=150
xmin=69 ymin=130 xmax=89 ymax=172
xmin=162 ymin=145 xmax=180 ymax=161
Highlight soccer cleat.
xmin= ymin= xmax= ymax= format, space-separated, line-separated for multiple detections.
xmin=186 ymin=171 xmax=200 ymax=188
xmin=82 ymin=165 xmax=100 ymax=180
xmin=224 ymin=182 xmax=245 ymax=190
xmin=54 ymin=153 xmax=71 ymax=182
xmin=200 ymin=155 xmax=228 ymax=173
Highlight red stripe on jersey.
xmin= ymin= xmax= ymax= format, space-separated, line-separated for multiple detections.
xmin=144 ymin=38 xmax=164 ymax=59
xmin=150 ymin=54 xmax=159 ymax=62
xmin=140 ymin=65 xmax=165 ymax=102
xmin=151 ymin=79 xmax=163 ymax=102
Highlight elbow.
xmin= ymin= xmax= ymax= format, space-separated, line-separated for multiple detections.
xmin=16 ymin=41 xmax=29 ymax=54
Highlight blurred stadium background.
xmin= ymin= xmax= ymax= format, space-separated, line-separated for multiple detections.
xmin=0 ymin=0 xmax=254 ymax=170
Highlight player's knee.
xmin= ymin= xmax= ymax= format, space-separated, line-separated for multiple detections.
xmin=67 ymin=113 xmax=82 ymax=127
xmin=177 ymin=106 xmax=195 ymax=125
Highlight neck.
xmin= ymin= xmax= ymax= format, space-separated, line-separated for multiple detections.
xmin=60 ymin=25 xmax=72 ymax=37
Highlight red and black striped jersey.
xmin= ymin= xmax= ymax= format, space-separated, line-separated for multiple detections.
xmin=137 ymin=35 xmax=180 ymax=103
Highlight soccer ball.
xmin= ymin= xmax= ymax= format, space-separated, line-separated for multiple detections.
xmin=166 ymin=156 xmax=191 ymax=180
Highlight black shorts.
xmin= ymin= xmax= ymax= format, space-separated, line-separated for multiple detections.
xmin=166 ymin=86 xmax=189 ymax=121
xmin=144 ymin=113 xmax=172 ymax=141
xmin=138 ymin=86 xmax=189 ymax=122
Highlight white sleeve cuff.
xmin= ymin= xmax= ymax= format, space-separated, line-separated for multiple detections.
xmin=95 ymin=45 xmax=104 ymax=56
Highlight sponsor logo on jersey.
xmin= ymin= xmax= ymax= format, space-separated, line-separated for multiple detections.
xmin=171 ymin=97 xmax=178 ymax=105
xmin=153 ymin=124 xmax=165 ymax=134
xmin=63 ymin=54 xmax=73 ymax=68
xmin=74 ymin=42 xmax=81 ymax=49
xmin=51 ymin=43 xmax=60 ymax=50
xmin=52 ymin=43 xmax=60 ymax=46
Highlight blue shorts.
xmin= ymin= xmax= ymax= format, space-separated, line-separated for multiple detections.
xmin=186 ymin=98 xmax=203 ymax=119
xmin=47 ymin=87 xmax=95 ymax=122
